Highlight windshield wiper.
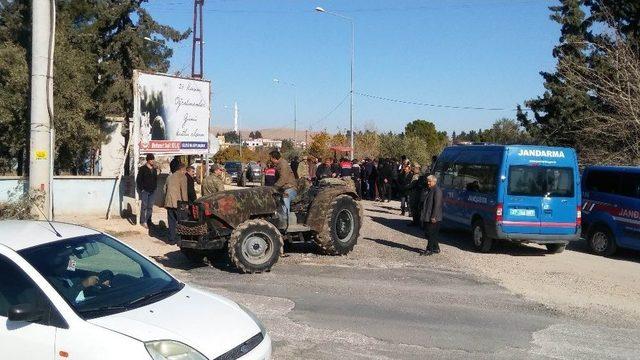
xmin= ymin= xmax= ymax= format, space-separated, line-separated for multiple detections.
xmin=124 ymin=284 xmax=184 ymax=309
xmin=78 ymin=305 xmax=130 ymax=318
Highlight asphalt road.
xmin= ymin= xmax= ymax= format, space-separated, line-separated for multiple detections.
xmin=157 ymin=201 xmax=639 ymax=360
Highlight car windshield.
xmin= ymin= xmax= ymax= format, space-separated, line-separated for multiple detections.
xmin=20 ymin=234 xmax=183 ymax=319
xmin=507 ymin=166 xmax=574 ymax=197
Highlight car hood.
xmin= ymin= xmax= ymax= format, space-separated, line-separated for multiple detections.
xmin=88 ymin=285 xmax=261 ymax=359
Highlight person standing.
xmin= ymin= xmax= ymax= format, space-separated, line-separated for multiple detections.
xmin=186 ymin=166 xmax=198 ymax=202
xmin=201 ymin=164 xmax=225 ymax=196
xmin=420 ymin=175 xmax=443 ymax=255
xmin=307 ymin=156 xmax=318 ymax=183
xmin=351 ymin=159 xmax=362 ymax=198
xmin=169 ymin=156 xmax=181 ymax=173
xmin=164 ymin=163 xmax=188 ymax=245
xmin=290 ymin=156 xmax=300 ymax=179
xmin=316 ymin=158 xmax=333 ymax=180
xmin=263 ymin=162 xmax=277 ymax=186
xmin=136 ymin=154 xmax=158 ymax=228
xmin=271 ymin=150 xmax=297 ymax=213
xmin=399 ymin=163 xmax=412 ymax=216
xmin=408 ymin=163 xmax=425 ymax=226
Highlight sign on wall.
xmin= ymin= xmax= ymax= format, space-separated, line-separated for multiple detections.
xmin=134 ymin=71 xmax=211 ymax=154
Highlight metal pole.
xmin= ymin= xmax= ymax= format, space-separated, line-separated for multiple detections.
xmin=349 ymin=20 xmax=354 ymax=160
xmin=30 ymin=0 xmax=54 ymax=218
xmin=293 ymin=92 xmax=297 ymax=144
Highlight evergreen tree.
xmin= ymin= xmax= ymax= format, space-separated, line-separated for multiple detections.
xmin=519 ymin=0 xmax=593 ymax=149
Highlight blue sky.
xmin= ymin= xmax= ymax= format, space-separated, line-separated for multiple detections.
xmin=145 ymin=0 xmax=559 ymax=135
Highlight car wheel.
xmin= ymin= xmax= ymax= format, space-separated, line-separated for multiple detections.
xmin=472 ymin=219 xmax=493 ymax=253
xmin=228 ymin=219 xmax=283 ymax=273
xmin=588 ymin=226 xmax=617 ymax=256
xmin=180 ymin=248 xmax=206 ymax=263
xmin=545 ymin=243 xmax=566 ymax=254
xmin=314 ymin=195 xmax=361 ymax=255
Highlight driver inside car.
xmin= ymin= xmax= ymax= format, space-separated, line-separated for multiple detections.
xmin=45 ymin=254 xmax=111 ymax=303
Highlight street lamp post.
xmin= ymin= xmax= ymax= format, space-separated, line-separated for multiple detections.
xmin=273 ymin=78 xmax=297 ymax=144
xmin=315 ymin=6 xmax=355 ymax=160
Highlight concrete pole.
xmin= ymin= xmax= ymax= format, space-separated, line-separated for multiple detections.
xmin=30 ymin=0 xmax=53 ymax=218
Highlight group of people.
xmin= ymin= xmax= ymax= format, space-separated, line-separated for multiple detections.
xmin=136 ymin=154 xmax=227 ymax=245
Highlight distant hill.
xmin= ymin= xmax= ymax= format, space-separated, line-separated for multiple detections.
xmin=210 ymin=127 xmax=323 ymax=142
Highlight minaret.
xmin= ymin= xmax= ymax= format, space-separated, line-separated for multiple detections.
xmin=233 ymin=101 xmax=239 ymax=134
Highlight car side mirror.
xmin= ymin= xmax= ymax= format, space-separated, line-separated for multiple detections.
xmin=8 ymin=303 xmax=46 ymax=323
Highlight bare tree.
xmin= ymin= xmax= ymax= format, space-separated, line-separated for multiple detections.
xmin=558 ymin=10 xmax=640 ymax=165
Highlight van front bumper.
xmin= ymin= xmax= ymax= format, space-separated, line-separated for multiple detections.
xmin=494 ymin=227 xmax=581 ymax=244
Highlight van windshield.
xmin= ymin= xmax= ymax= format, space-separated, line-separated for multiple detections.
xmin=507 ymin=166 xmax=574 ymax=197
xmin=20 ymin=234 xmax=183 ymax=319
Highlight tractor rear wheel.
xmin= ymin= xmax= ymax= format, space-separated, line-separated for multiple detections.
xmin=228 ymin=219 xmax=283 ymax=273
xmin=314 ymin=195 xmax=360 ymax=255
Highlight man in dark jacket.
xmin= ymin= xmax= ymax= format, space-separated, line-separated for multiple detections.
xmin=136 ymin=154 xmax=158 ymax=228
xmin=186 ymin=166 xmax=198 ymax=202
xmin=407 ymin=163 xmax=425 ymax=226
xmin=316 ymin=158 xmax=333 ymax=180
xmin=420 ymin=175 xmax=443 ymax=255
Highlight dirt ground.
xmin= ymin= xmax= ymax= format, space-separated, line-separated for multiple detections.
xmin=59 ymin=199 xmax=640 ymax=329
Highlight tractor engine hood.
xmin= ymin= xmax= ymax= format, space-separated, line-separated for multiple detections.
xmin=197 ymin=187 xmax=280 ymax=227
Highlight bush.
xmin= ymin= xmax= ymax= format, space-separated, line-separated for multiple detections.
xmin=0 ymin=188 xmax=45 ymax=220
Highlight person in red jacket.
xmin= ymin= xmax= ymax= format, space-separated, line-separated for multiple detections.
xmin=263 ymin=162 xmax=277 ymax=186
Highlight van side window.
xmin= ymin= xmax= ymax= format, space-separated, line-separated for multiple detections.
xmin=585 ymin=170 xmax=618 ymax=194
xmin=458 ymin=164 xmax=498 ymax=194
xmin=618 ymin=173 xmax=640 ymax=199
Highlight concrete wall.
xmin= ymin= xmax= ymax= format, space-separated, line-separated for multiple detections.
xmin=0 ymin=176 xmax=161 ymax=218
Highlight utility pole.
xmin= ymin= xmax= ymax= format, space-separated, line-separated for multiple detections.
xmin=191 ymin=0 xmax=204 ymax=79
xmin=30 ymin=0 xmax=55 ymax=219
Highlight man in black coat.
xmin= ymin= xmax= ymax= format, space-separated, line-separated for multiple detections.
xmin=136 ymin=153 xmax=158 ymax=228
xmin=420 ymin=175 xmax=443 ymax=255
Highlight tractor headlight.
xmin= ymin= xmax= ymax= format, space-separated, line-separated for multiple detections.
xmin=238 ymin=303 xmax=267 ymax=337
xmin=145 ymin=340 xmax=207 ymax=360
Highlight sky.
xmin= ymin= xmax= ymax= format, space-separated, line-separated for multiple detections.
xmin=144 ymin=0 xmax=560 ymax=135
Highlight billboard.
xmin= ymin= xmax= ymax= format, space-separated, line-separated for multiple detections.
xmin=134 ymin=71 xmax=210 ymax=154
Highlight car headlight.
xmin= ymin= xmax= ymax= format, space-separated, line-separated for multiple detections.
xmin=145 ymin=340 xmax=207 ymax=360
xmin=238 ymin=303 xmax=267 ymax=336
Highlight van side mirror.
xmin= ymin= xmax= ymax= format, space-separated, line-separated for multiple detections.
xmin=8 ymin=303 xmax=46 ymax=323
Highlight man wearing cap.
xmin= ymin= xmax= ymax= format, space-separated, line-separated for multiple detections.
xmin=136 ymin=154 xmax=158 ymax=228
xmin=201 ymin=164 xmax=226 ymax=197
xmin=270 ymin=150 xmax=297 ymax=213
xmin=164 ymin=163 xmax=188 ymax=245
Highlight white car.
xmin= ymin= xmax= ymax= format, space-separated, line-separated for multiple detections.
xmin=0 ymin=220 xmax=272 ymax=360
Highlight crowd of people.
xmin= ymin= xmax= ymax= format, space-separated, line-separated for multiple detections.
xmin=135 ymin=152 xmax=442 ymax=254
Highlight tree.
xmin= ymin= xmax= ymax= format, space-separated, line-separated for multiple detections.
xmin=0 ymin=0 xmax=190 ymax=174
xmin=482 ymin=118 xmax=532 ymax=145
xmin=354 ymin=130 xmax=380 ymax=160
xmin=404 ymin=119 xmax=447 ymax=156
xmin=254 ymin=130 xmax=263 ymax=139
xmin=223 ymin=131 xmax=240 ymax=144
xmin=249 ymin=131 xmax=255 ymax=139
xmin=212 ymin=146 xmax=258 ymax=163
xmin=331 ymin=132 xmax=348 ymax=147
xmin=308 ymin=131 xmax=331 ymax=159
xmin=518 ymin=0 xmax=593 ymax=149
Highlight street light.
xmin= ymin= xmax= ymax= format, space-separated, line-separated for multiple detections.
xmin=315 ymin=6 xmax=355 ymax=160
xmin=273 ymin=78 xmax=297 ymax=144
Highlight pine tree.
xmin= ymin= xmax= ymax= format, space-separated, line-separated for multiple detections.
xmin=519 ymin=0 xmax=593 ymax=149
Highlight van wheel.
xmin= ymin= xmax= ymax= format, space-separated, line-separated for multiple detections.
xmin=588 ymin=226 xmax=617 ymax=256
xmin=472 ymin=220 xmax=493 ymax=253
xmin=229 ymin=219 xmax=283 ymax=273
xmin=545 ymin=243 xmax=566 ymax=254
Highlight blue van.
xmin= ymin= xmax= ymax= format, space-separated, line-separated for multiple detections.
xmin=433 ymin=145 xmax=581 ymax=253
xmin=581 ymin=166 xmax=640 ymax=256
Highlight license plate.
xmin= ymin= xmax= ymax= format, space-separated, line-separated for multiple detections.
xmin=510 ymin=208 xmax=535 ymax=217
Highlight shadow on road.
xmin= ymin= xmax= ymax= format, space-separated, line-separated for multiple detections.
xmin=365 ymin=237 xmax=423 ymax=254
xmin=567 ymin=239 xmax=640 ymax=264
xmin=369 ymin=215 xmax=556 ymax=257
